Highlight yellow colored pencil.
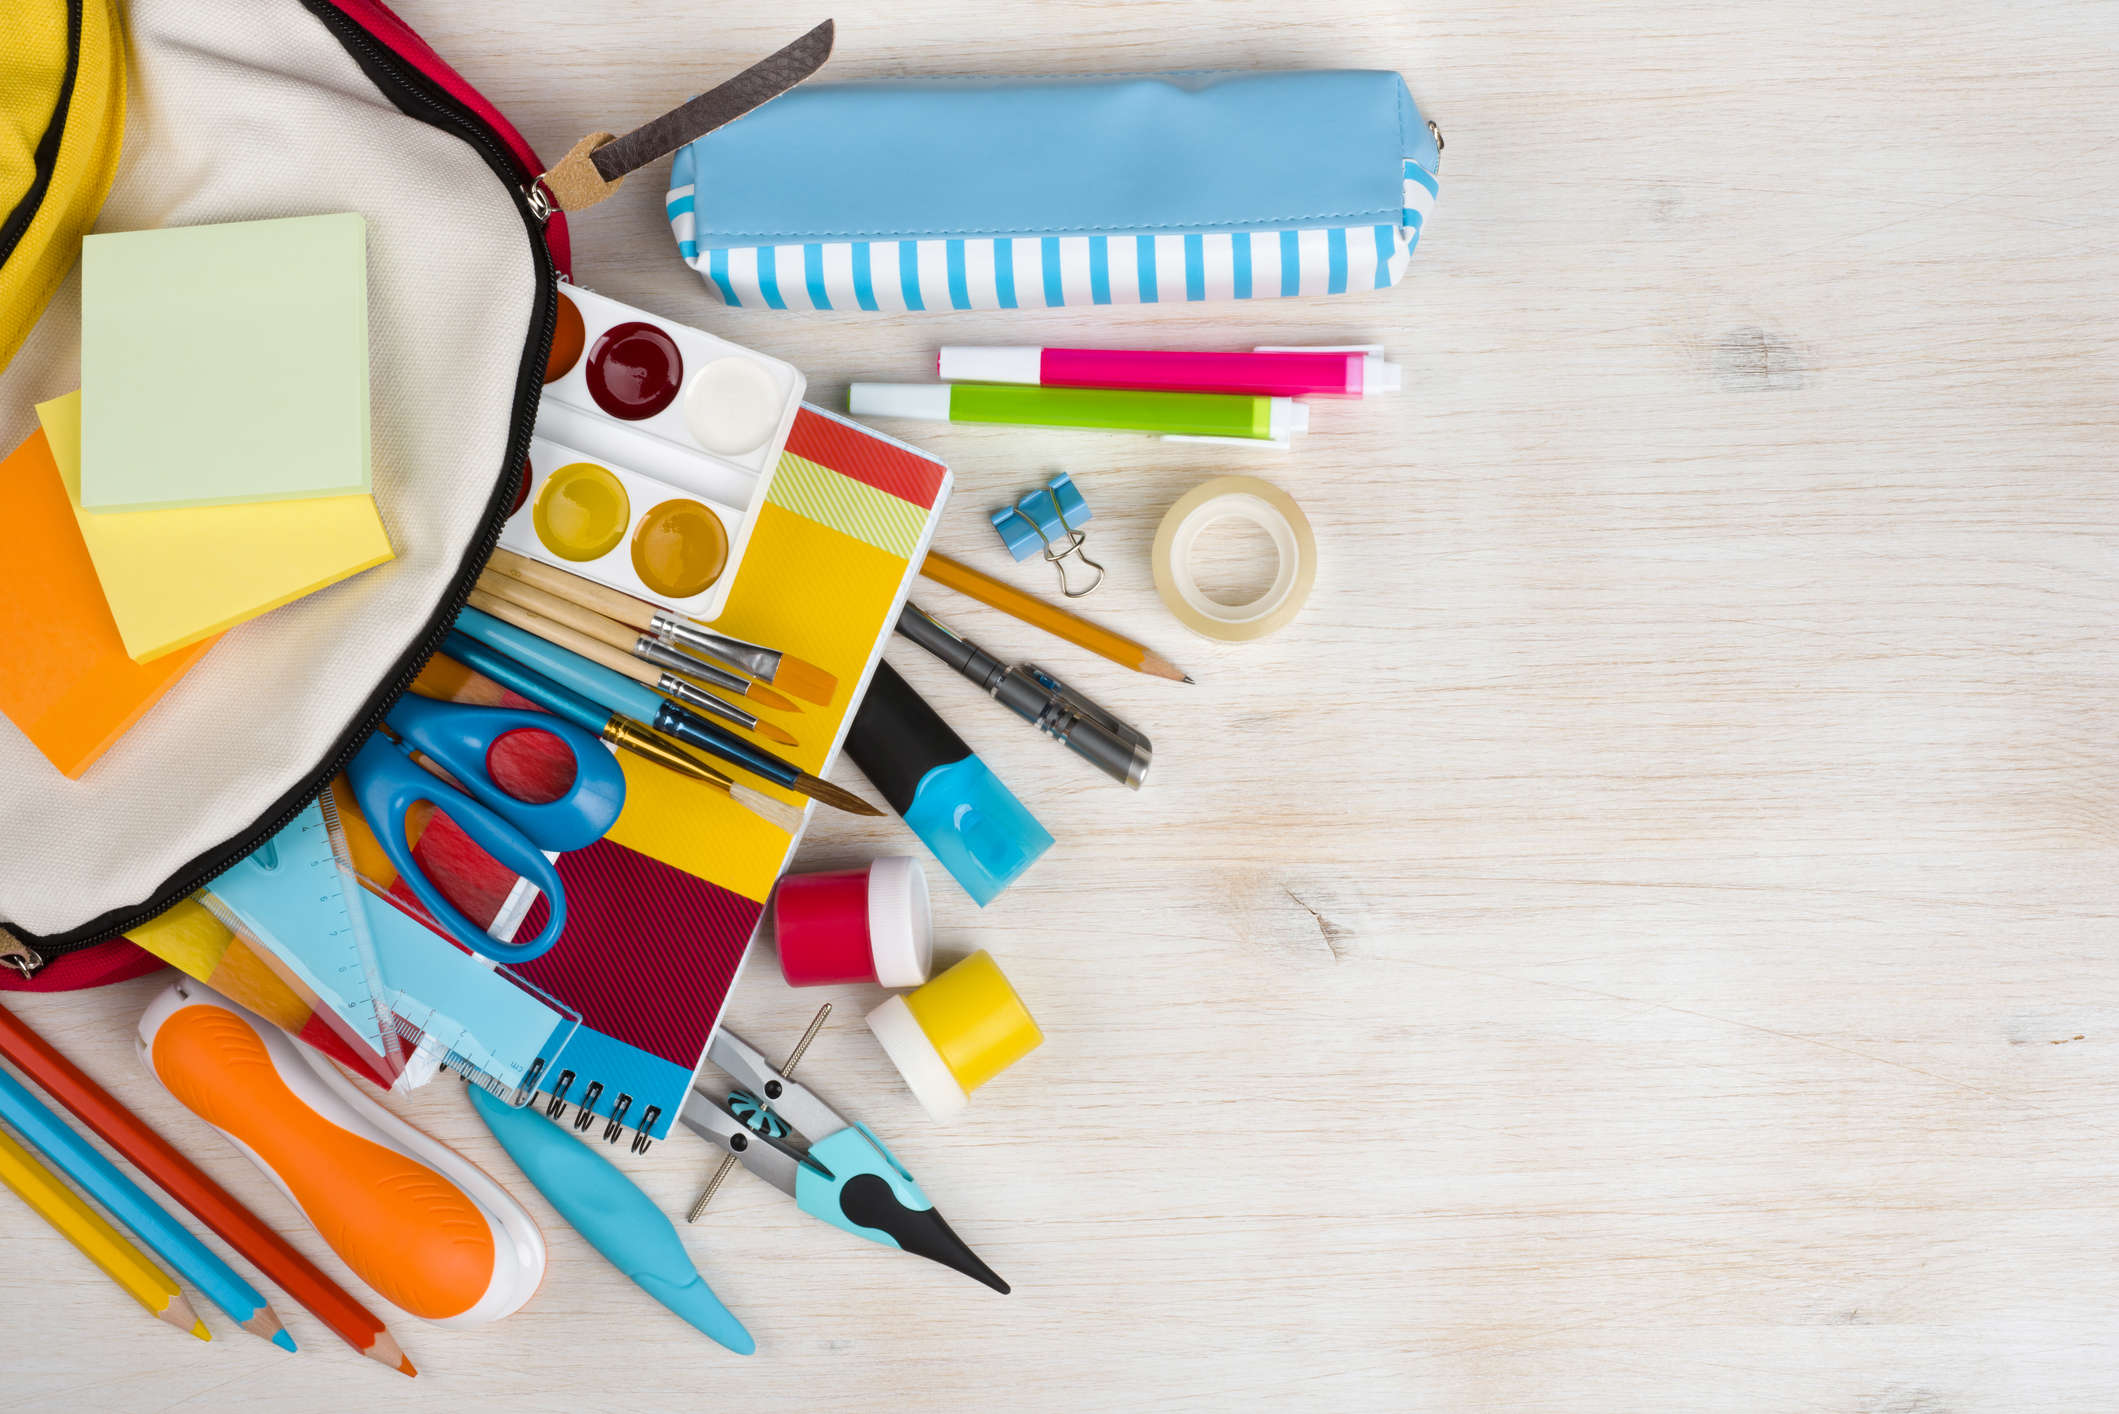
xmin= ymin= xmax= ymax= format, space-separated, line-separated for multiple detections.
xmin=0 ymin=1126 xmax=209 ymax=1341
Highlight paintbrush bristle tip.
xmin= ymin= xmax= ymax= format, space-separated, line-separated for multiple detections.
xmin=755 ymin=721 xmax=800 ymax=748
xmin=795 ymin=773 xmax=882 ymax=816
xmin=746 ymin=682 xmax=800 ymax=713
xmin=770 ymin=656 xmax=839 ymax=707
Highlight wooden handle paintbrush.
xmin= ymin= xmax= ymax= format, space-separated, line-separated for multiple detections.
xmin=474 ymin=575 xmax=796 ymax=748
xmin=488 ymin=550 xmax=838 ymax=706
xmin=480 ymin=562 xmax=797 ymax=714
xmin=459 ymin=595 xmax=879 ymax=818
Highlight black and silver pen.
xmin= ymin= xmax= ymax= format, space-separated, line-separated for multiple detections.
xmin=894 ymin=602 xmax=1152 ymax=789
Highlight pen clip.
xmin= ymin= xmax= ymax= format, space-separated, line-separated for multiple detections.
xmin=1020 ymin=664 xmax=1150 ymax=753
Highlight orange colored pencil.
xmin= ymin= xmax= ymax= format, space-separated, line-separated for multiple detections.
xmin=920 ymin=551 xmax=1192 ymax=682
xmin=0 ymin=1001 xmax=413 ymax=1376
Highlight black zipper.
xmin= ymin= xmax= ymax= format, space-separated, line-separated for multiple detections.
xmin=3 ymin=1 xmax=558 ymax=975
xmin=0 ymin=0 xmax=82 ymax=270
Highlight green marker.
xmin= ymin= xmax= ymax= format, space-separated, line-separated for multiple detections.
xmin=847 ymin=381 xmax=1309 ymax=447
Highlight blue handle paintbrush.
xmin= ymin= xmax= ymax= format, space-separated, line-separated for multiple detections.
xmin=439 ymin=632 xmax=803 ymax=834
xmin=455 ymin=599 xmax=875 ymax=817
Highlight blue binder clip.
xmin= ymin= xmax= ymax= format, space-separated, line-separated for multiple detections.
xmin=989 ymin=472 xmax=1105 ymax=597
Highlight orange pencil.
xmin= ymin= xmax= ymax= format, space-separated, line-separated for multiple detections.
xmin=920 ymin=551 xmax=1192 ymax=682
xmin=0 ymin=1000 xmax=413 ymax=1376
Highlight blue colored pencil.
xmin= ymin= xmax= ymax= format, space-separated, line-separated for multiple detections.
xmin=0 ymin=1064 xmax=294 ymax=1350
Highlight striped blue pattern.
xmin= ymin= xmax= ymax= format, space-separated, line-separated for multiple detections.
xmin=666 ymin=162 xmax=1437 ymax=310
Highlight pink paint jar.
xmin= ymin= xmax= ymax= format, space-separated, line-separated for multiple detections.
xmin=773 ymin=856 xmax=932 ymax=989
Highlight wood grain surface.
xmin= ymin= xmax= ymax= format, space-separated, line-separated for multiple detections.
xmin=7 ymin=2 xmax=2118 ymax=1410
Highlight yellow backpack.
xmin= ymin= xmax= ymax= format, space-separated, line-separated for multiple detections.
xmin=0 ymin=0 xmax=124 ymax=371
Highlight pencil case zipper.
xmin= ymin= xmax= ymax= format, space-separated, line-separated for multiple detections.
xmin=4 ymin=0 xmax=559 ymax=976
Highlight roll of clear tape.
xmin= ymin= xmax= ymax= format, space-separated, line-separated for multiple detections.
xmin=1151 ymin=476 xmax=1316 ymax=641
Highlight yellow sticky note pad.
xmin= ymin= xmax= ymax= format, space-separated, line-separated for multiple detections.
xmin=36 ymin=391 xmax=393 ymax=662
xmin=605 ymin=500 xmax=910 ymax=901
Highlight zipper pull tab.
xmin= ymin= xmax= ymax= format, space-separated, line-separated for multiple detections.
xmin=0 ymin=928 xmax=45 ymax=978
xmin=530 ymin=20 xmax=833 ymax=215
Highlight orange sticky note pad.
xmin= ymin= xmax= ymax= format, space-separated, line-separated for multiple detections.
xmin=0 ymin=427 xmax=216 ymax=777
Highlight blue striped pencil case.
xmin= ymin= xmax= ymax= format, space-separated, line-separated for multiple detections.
xmin=666 ymin=70 xmax=1439 ymax=312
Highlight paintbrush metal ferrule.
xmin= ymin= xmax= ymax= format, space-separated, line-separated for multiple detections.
xmin=604 ymin=718 xmax=733 ymax=789
xmin=631 ymin=635 xmax=752 ymax=696
xmin=651 ymin=613 xmax=780 ymax=680
xmin=651 ymin=670 xmax=760 ymax=732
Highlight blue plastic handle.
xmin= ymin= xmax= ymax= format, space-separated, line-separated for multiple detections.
xmin=383 ymin=693 xmax=625 ymax=851
xmin=349 ymin=733 xmax=570 ymax=964
xmin=466 ymin=1085 xmax=753 ymax=1354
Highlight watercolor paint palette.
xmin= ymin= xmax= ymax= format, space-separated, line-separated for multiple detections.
xmin=528 ymin=282 xmax=805 ymax=620
xmin=501 ymin=435 xmax=750 ymax=617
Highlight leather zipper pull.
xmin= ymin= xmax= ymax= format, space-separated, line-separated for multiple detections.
xmin=531 ymin=19 xmax=834 ymax=217
xmin=0 ymin=928 xmax=44 ymax=978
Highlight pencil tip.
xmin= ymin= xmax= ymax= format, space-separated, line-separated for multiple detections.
xmin=367 ymin=1329 xmax=414 ymax=1376
xmin=161 ymin=1296 xmax=209 ymax=1339
xmin=1182 ymin=675 xmax=1196 ymax=684
xmin=244 ymin=1308 xmax=296 ymax=1350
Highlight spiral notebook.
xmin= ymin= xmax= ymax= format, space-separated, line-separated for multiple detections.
xmin=393 ymin=403 xmax=951 ymax=1146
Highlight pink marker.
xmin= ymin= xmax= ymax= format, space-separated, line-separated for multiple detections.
xmin=936 ymin=344 xmax=1402 ymax=400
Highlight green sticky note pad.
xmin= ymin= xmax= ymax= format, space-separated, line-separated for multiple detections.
xmin=80 ymin=213 xmax=371 ymax=511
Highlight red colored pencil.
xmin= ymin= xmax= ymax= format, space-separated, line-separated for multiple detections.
xmin=0 ymin=1000 xmax=413 ymax=1376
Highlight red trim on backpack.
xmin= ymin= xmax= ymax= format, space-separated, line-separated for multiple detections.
xmin=328 ymin=0 xmax=573 ymax=277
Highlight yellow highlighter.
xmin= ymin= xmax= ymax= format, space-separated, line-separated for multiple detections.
xmin=0 ymin=1125 xmax=209 ymax=1340
xmin=137 ymin=979 xmax=545 ymax=1326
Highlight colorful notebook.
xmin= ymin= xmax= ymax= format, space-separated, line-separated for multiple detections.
xmin=79 ymin=214 xmax=372 ymax=511
xmin=0 ymin=427 xmax=217 ymax=777
xmin=402 ymin=403 xmax=951 ymax=1144
xmin=36 ymin=391 xmax=394 ymax=662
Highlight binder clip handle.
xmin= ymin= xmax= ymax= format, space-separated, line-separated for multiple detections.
xmin=989 ymin=471 xmax=1106 ymax=598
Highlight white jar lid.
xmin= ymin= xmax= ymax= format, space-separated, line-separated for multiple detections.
xmin=865 ymin=994 xmax=968 ymax=1122
xmin=865 ymin=856 xmax=933 ymax=989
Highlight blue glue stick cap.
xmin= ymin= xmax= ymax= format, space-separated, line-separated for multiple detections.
xmin=846 ymin=662 xmax=1053 ymax=905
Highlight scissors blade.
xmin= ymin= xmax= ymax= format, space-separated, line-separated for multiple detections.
xmin=590 ymin=20 xmax=835 ymax=183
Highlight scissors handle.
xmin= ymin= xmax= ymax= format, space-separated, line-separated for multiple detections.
xmin=348 ymin=734 xmax=570 ymax=965
xmin=384 ymin=693 xmax=625 ymax=851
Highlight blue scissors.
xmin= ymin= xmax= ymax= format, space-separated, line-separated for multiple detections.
xmin=348 ymin=692 xmax=626 ymax=963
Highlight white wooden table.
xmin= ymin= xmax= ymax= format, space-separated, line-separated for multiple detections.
xmin=8 ymin=2 xmax=2119 ymax=1409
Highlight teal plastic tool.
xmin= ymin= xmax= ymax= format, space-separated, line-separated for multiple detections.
xmin=466 ymin=1083 xmax=753 ymax=1354
xmin=679 ymin=1028 xmax=1008 ymax=1292
xmin=0 ymin=1066 xmax=293 ymax=1349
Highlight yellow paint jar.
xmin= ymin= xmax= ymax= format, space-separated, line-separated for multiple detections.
xmin=630 ymin=498 xmax=728 ymax=599
xmin=865 ymin=950 xmax=1042 ymax=1120
xmin=533 ymin=462 xmax=628 ymax=562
